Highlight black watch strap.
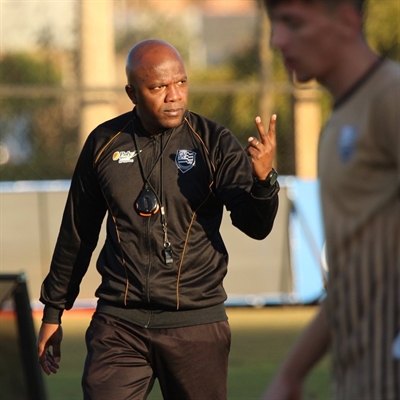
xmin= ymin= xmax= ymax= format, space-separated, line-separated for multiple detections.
xmin=254 ymin=168 xmax=278 ymax=188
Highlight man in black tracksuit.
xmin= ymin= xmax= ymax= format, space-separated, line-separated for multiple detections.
xmin=37 ymin=39 xmax=279 ymax=400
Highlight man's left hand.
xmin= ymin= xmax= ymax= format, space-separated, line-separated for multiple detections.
xmin=246 ymin=114 xmax=277 ymax=179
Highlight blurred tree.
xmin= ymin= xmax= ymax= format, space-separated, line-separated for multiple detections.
xmin=366 ymin=0 xmax=400 ymax=61
xmin=0 ymin=52 xmax=77 ymax=180
xmin=115 ymin=10 xmax=192 ymax=62
xmin=0 ymin=53 xmax=60 ymax=85
xmin=0 ymin=53 xmax=61 ymax=113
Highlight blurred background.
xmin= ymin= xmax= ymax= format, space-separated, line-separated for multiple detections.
xmin=1 ymin=0 xmax=399 ymax=305
xmin=1 ymin=0 xmax=397 ymax=182
xmin=0 ymin=0 xmax=399 ymax=399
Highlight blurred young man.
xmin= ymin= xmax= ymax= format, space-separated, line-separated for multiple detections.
xmin=262 ymin=1 xmax=399 ymax=399
xmin=36 ymin=39 xmax=280 ymax=400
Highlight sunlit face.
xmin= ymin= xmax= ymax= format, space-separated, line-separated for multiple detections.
xmin=126 ymin=49 xmax=188 ymax=135
xmin=269 ymin=1 xmax=343 ymax=84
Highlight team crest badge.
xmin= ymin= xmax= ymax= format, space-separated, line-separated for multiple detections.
xmin=338 ymin=125 xmax=359 ymax=162
xmin=175 ymin=150 xmax=196 ymax=173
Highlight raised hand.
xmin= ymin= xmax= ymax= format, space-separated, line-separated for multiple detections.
xmin=245 ymin=114 xmax=277 ymax=180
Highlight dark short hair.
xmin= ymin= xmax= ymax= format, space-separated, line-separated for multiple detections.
xmin=264 ymin=0 xmax=366 ymax=14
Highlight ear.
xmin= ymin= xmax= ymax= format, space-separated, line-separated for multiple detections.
xmin=125 ymin=85 xmax=137 ymax=104
xmin=336 ymin=3 xmax=363 ymax=40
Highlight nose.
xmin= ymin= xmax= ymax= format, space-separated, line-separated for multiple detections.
xmin=165 ymin=84 xmax=182 ymax=102
xmin=270 ymin=23 xmax=287 ymax=51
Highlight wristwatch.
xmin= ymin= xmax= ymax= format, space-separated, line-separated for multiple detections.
xmin=254 ymin=168 xmax=278 ymax=188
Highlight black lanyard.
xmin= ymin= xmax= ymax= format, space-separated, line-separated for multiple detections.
xmin=131 ymin=117 xmax=174 ymax=265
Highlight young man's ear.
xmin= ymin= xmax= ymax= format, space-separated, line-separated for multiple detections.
xmin=336 ymin=3 xmax=363 ymax=40
xmin=125 ymin=85 xmax=137 ymax=104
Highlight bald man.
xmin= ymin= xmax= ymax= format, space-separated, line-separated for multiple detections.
xmin=37 ymin=39 xmax=280 ymax=399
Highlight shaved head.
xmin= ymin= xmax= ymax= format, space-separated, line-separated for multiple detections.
xmin=125 ymin=39 xmax=183 ymax=86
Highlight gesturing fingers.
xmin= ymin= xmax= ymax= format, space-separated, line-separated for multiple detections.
xmin=245 ymin=114 xmax=278 ymax=180
xmin=255 ymin=114 xmax=277 ymax=146
xmin=246 ymin=114 xmax=277 ymax=152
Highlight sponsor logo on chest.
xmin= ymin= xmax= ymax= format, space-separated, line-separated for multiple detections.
xmin=112 ymin=150 xmax=139 ymax=163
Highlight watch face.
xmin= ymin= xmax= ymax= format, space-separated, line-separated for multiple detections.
xmin=270 ymin=171 xmax=278 ymax=185
xmin=268 ymin=169 xmax=278 ymax=185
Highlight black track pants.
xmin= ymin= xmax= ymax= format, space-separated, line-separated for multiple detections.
xmin=82 ymin=312 xmax=231 ymax=400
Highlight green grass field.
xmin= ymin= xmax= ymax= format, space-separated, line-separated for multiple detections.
xmin=34 ymin=306 xmax=331 ymax=400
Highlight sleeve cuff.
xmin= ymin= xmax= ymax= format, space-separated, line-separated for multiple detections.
xmin=42 ymin=305 xmax=64 ymax=324
xmin=251 ymin=180 xmax=280 ymax=199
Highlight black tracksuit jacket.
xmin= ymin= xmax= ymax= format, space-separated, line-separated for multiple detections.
xmin=40 ymin=109 xmax=279 ymax=328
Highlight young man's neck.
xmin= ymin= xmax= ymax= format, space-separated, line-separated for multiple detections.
xmin=322 ymin=44 xmax=379 ymax=101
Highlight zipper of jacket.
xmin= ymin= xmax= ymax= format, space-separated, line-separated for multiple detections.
xmin=144 ymin=217 xmax=153 ymax=328
xmin=143 ymin=135 xmax=159 ymax=327
xmin=145 ymin=215 xmax=152 ymax=305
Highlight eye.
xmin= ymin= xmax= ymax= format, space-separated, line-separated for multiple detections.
xmin=151 ymin=85 xmax=165 ymax=91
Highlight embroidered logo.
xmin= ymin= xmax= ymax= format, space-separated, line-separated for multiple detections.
xmin=175 ymin=150 xmax=196 ymax=173
xmin=338 ymin=125 xmax=359 ymax=162
xmin=112 ymin=150 xmax=139 ymax=164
